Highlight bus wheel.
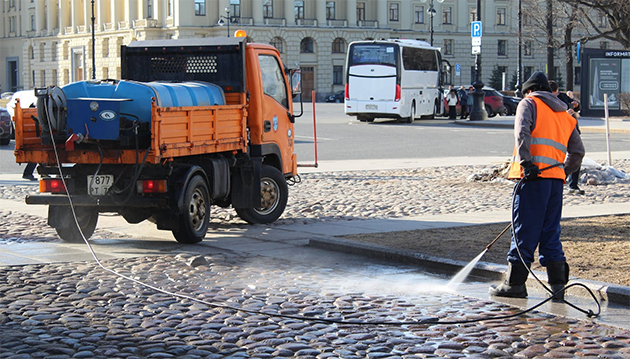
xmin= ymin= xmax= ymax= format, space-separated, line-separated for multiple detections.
xmin=357 ymin=116 xmax=368 ymax=122
xmin=406 ymin=102 xmax=416 ymax=123
xmin=235 ymin=165 xmax=288 ymax=224
xmin=172 ymin=175 xmax=210 ymax=244
xmin=366 ymin=117 xmax=374 ymax=123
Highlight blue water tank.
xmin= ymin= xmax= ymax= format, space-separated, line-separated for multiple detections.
xmin=62 ymin=80 xmax=226 ymax=124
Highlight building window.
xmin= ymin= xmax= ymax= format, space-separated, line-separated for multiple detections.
xmin=524 ymin=40 xmax=532 ymax=56
xmin=600 ymin=41 xmax=609 ymax=49
xmin=31 ymin=14 xmax=36 ymax=30
xmin=389 ymin=3 xmax=399 ymax=21
xmin=497 ymin=8 xmax=506 ymax=25
xmin=167 ymin=0 xmax=172 ymax=16
xmin=326 ymin=1 xmax=335 ymax=20
xmin=40 ymin=43 xmax=45 ymax=62
xmin=357 ymin=2 xmax=365 ymax=21
xmin=230 ymin=0 xmax=241 ymax=18
xmin=524 ymin=66 xmax=533 ymax=81
xmin=442 ymin=6 xmax=452 ymax=24
xmin=598 ymin=13 xmax=607 ymax=27
xmin=102 ymin=38 xmax=109 ymax=58
xmin=523 ymin=13 xmax=532 ymax=26
xmin=443 ymin=39 xmax=453 ymax=55
xmin=270 ymin=37 xmax=283 ymax=53
xmin=470 ymin=8 xmax=477 ymax=23
xmin=103 ymin=67 xmax=108 ymax=80
xmin=301 ymin=37 xmax=314 ymax=53
xmin=51 ymin=42 xmax=57 ymax=61
xmin=498 ymin=66 xmax=507 ymax=80
xmin=147 ymin=0 xmax=153 ymax=18
xmin=194 ymin=0 xmax=205 ymax=16
xmin=498 ymin=40 xmax=507 ymax=56
xmin=9 ymin=17 xmax=16 ymax=32
xmin=52 ymin=69 xmax=57 ymax=86
xmin=295 ymin=0 xmax=304 ymax=19
xmin=263 ymin=0 xmax=273 ymax=18
xmin=574 ymin=66 xmax=581 ymax=85
xmin=332 ymin=38 xmax=345 ymax=53
xmin=333 ymin=65 xmax=343 ymax=85
xmin=414 ymin=6 xmax=424 ymax=24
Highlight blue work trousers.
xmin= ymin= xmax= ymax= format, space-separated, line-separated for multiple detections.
xmin=508 ymin=178 xmax=566 ymax=267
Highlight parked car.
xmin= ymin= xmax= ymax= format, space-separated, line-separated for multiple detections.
xmin=325 ymin=90 xmax=344 ymax=103
xmin=500 ymin=93 xmax=522 ymax=116
xmin=443 ymin=87 xmax=507 ymax=118
xmin=0 ymin=107 xmax=12 ymax=145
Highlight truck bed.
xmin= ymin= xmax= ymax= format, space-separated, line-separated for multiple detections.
xmin=14 ymin=93 xmax=248 ymax=165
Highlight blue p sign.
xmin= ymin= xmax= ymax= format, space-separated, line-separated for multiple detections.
xmin=472 ymin=21 xmax=482 ymax=38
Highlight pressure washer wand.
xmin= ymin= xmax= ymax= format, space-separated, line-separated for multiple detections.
xmin=485 ymin=223 xmax=512 ymax=251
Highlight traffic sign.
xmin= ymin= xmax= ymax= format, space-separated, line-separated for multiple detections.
xmin=472 ymin=37 xmax=481 ymax=46
xmin=455 ymin=64 xmax=461 ymax=76
xmin=472 ymin=45 xmax=481 ymax=55
xmin=472 ymin=21 xmax=482 ymax=38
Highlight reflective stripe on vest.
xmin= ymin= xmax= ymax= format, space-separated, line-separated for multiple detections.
xmin=508 ymin=97 xmax=576 ymax=180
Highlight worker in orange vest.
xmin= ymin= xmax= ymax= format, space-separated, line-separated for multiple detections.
xmin=489 ymin=71 xmax=585 ymax=302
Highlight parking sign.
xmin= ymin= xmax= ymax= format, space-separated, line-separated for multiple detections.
xmin=471 ymin=21 xmax=482 ymax=38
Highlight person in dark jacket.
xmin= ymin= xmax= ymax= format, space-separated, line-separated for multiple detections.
xmin=458 ymin=86 xmax=469 ymax=119
xmin=549 ymin=81 xmax=585 ymax=195
xmin=489 ymin=72 xmax=585 ymax=303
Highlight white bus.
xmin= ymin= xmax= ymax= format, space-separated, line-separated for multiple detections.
xmin=344 ymin=39 xmax=445 ymax=123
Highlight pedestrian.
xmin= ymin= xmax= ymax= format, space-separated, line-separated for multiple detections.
xmin=549 ymin=81 xmax=585 ymax=195
xmin=466 ymin=86 xmax=474 ymax=114
xmin=489 ymin=71 xmax=585 ymax=302
xmin=447 ymin=89 xmax=458 ymax=119
xmin=459 ymin=86 xmax=469 ymax=119
xmin=22 ymin=163 xmax=37 ymax=181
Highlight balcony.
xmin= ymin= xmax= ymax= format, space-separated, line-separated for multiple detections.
xmin=166 ymin=18 xmax=174 ymax=27
xmin=296 ymin=18 xmax=317 ymax=26
xmin=236 ymin=17 xmax=254 ymax=25
xmin=118 ymin=20 xmax=130 ymax=29
xmin=357 ymin=20 xmax=378 ymax=28
xmin=77 ymin=25 xmax=86 ymax=33
xmin=327 ymin=19 xmax=347 ymax=27
xmin=63 ymin=26 xmax=74 ymax=35
xmin=26 ymin=30 xmax=37 ymax=37
xmin=264 ymin=18 xmax=286 ymax=26
xmin=103 ymin=22 xmax=116 ymax=31
xmin=133 ymin=19 xmax=159 ymax=28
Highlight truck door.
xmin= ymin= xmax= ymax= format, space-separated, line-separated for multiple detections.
xmin=248 ymin=49 xmax=295 ymax=176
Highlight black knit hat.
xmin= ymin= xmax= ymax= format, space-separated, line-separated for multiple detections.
xmin=522 ymin=71 xmax=551 ymax=93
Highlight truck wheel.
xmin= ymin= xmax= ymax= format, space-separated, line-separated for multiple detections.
xmin=53 ymin=206 xmax=98 ymax=243
xmin=173 ymin=175 xmax=210 ymax=244
xmin=236 ymin=165 xmax=288 ymax=224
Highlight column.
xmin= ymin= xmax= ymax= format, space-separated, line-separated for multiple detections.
xmin=98 ymin=0 xmax=108 ymax=26
xmin=111 ymin=0 xmax=120 ymax=25
xmin=346 ymin=0 xmax=356 ymax=27
xmin=377 ymin=0 xmax=388 ymax=28
xmin=60 ymin=0 xmax=70 ymax=31
xmin=46 ymin=0 xmax=58 ymax=34
xmin=125 ymin=0 xmax=137 ymax=23
xmin=36 ymin=0 xmax=45 ymax=34
xmin=316 ymin=0 xmax=326 ymax=26
xmin=71 ymin=0 xmax=80 ymax=29
xmin=284 ymin=0 xmax=295 ymax=25
xmin=252 ymin=0 xmax=262 ymax=25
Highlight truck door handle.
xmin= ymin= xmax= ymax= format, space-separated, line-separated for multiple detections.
xmin=264 ymin=120 xmax=271 ymax=132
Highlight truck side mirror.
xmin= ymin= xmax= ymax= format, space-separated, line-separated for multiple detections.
xmin=290 ymin=69 xmax=302 ymax=95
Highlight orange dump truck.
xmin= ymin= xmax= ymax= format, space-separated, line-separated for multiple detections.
xmin=14 ymin=36 xmax=302 ymax=244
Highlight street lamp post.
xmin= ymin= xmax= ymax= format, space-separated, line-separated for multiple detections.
xmin=218 ymin=8 xmax=231 ymax=37
xmin=469 ymin=0 xmax=487 ymax=121
xmin=421 ymin=0 xmax=444 ymax=47
xmin=515 ymin=0 xmax=523 ymax=97
xmin=91 ymin=0 xmax=96 ymax=79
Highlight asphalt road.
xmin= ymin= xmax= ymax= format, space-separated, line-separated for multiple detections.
xmin=2 ymin=102 xmax=628 ymax=173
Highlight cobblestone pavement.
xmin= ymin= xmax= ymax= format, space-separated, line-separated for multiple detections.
xmin=1 ymin=161 xmax=630 ymax=358
xmin=2 ymin=253 xmax=630 ymax=359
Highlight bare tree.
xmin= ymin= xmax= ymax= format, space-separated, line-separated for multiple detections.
xmin=559 ymin=0 xmax=630 ymax=48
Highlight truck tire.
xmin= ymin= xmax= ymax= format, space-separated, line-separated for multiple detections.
xmin=172 ymin=175 xmax=210 ymax=244
xmin=235 ymin=164 xmax=288 ymax=224
xmin=53 ymin=206 xmax=98 ymax=243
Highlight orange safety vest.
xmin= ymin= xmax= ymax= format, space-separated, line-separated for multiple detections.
xmin=508 ymin=97 xmax=576 ymax=181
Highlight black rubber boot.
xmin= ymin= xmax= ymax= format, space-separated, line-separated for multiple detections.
xmin=489 ymin=261 xmax=530 ymax=298
xmin=546 ymin=261 xmax=569 ymax=302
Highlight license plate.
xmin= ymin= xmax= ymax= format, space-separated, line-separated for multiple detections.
xmin=366 ymin=104 xmax=378 ymax=110
xmin=87 ymin=175 xmax=114 ymax=196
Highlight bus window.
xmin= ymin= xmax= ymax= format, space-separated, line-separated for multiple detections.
xmin=349 ymin=44 xmax=398 ymax=67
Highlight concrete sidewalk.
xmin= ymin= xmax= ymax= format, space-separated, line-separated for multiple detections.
xmin=454 ymin=115 xmax=630 ymax=134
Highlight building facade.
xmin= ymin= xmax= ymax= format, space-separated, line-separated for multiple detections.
xmin=0 ymin=0 xmax=619 ymax=100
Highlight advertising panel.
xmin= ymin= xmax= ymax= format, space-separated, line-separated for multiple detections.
xmin=589 ymin=58 xmax=621 ymax=110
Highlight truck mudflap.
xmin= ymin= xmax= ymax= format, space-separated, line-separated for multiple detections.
xmin=25 ymin=194 xmax=168 ymax=208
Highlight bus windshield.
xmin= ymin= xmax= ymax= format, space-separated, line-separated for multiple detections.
xmin=348 ymin=44 xmax=398 ymax=67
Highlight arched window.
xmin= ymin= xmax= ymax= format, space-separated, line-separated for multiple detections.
xmin=270 ymin=36 xmax=284 ymax=53
xmin=300 ymin=37 xmax=314 ymax=53
xmin=332 ymin=38 xmax=345 ymax=53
